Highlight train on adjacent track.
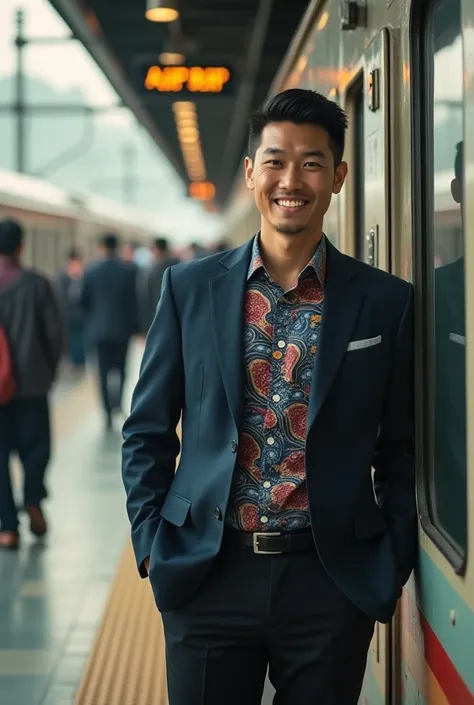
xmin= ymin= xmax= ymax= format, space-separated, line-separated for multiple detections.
xmin=225 ymin=0 xmax=473 ymax=703
xmin=0 ymin=168 xmax=155 ymax=277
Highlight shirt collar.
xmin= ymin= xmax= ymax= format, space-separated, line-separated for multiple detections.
xmin=247 ymin=232 xmax=327 ymax=287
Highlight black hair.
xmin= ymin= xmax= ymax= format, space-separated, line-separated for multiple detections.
xmin=68 ymin=246 xmax=82 ymax=260
xmin=100 ymin=233 xmax=119 ymax=251
xmin=454 ymin=141 xmax=463 ymax=182
xmin=0 ymin=218 xmax=23 ymax=256
xmin=154 ymin=237 xmax=169 ymax=252
xmin=248 ymin=88 xmax=348 ymax=166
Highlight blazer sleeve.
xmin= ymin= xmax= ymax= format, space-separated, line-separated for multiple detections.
xmin=121 ymin=266 xmax=184 ymax=577
xmin=372 ymin=283 xmax=416 ymax=583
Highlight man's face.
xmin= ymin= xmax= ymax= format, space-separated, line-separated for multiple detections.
xmin=122 ymin=245 xmax=134 ymax=262
xmin=245 ymin=121 xmax=347 ymax=237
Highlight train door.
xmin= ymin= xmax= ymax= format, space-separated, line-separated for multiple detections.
xmin=345 ymin=28 xmax=393 ymax=705
xmin=408 ymin=0 xmax=474 ymax=701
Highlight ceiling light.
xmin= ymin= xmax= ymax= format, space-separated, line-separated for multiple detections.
xmin=159 ymin=28 xmax=187 ymax=65
xmin=172 ymin=101 xmax=195 ymax=113
xmin=145 ymin=0 xmax=179 ymax=22
xmin=178 ymin=127 xmax=199 ymax=138
xmin=317 ymin=11 xmax=329 ymax=30
xmin=177 ymin=119 xmax=197 ymax=129
xmin=159 ymin=51 xmax=185 ymax=65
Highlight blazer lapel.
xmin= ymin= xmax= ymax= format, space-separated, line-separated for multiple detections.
xmin=307 ymin=242 xmax=364 ymax=431
xmin=209 ymin=239 xmax=254 ymax=430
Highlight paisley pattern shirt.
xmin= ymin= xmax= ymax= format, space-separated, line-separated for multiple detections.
xmin=225 ymin=234 xmax=326 ymax=532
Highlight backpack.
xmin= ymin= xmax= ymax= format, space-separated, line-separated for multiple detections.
xmin=0 ymin=282 xmax=16 ymax=406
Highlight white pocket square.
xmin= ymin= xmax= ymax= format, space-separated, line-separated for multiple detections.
xmin=449 ymin=332 xmax=466 ymax=346
xmin=347 ymin=335 xmax=382 ymax=352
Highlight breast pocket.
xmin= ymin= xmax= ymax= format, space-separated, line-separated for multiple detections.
xmin=346 ymin=335 xmax=382 ymax=352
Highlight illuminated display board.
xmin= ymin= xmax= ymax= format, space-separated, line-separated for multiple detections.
xmin=137 ymin=63 xmax=234 ymax=96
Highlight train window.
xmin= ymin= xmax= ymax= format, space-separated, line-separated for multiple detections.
xmin=414 ymin=0 xmax=467 ymax=565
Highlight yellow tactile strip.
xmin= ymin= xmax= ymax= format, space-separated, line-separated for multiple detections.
xmin=74 ymin=541 xmax=168 ymax=705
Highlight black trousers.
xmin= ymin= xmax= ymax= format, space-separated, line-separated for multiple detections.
xmin=0 ymin=396 xmax=50 ymax=532
xmin=95 ymin=341 xmax=129 ymax=416
xmin=161 ymin=534 xmax=375 ymax=705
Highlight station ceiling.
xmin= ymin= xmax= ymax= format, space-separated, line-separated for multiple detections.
xmin=47 ymin=0 xmax=311 ymax=208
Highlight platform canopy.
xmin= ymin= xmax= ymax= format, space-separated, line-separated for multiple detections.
xmin=47 ymin=0 xmax=310 ymax=208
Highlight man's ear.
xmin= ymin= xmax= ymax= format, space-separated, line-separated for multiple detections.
xmin=333 ymin=161 xmax=348 ymax=195
xmin=245 ymin=156 xmax=255 ymax=190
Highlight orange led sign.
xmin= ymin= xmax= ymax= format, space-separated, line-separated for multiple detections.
xmin=144 ymin=65 xmax=232 ymax=94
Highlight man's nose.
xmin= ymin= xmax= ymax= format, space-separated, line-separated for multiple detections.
xmin=279 ymin=165 xmax=303 ymax=191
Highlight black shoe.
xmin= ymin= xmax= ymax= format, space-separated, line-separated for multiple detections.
xmin=0 ymin=531 xmax=20 ymax=550
xmin=24 ymin=505 xmax=48 ymax=537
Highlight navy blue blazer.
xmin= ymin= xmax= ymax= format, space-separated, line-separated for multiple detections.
xmin=80 ymin=257 xmax=138 ymax=344
xmin=122 ymin=237 xmax=416 ymax=623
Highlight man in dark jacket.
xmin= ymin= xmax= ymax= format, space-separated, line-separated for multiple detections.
xmin=137 ymin=237 xmax=179 ymax=333
xmin=80 ymin=233 xmax=138 ymax=430
xmin=56 ymin=247 xmax=86 ymax=372
xmin=0 ymin=219 xmax=64 ymax=549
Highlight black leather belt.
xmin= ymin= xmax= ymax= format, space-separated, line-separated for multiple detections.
xmin=226 ymin=529 xmax=315 ymax=554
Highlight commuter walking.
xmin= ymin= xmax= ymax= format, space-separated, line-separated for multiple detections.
xmin=0 ymin=219 xmax=64 ymax=549
xmin=122 ymin=89 xmax=416 ymax=704
xmin=80 ymin=234 xmax=138 ymax=431
xmin=57 ymin=247 xmax=86 ymax=373
xmin=137 ymin=237 xmax=179 ymax=334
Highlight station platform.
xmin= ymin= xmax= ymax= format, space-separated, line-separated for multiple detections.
xmin=0 ymin=344 xmax=275 ymax=705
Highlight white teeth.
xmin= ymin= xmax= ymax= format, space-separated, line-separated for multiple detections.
xmin=276 ymin=199 xmax=306 ymax=208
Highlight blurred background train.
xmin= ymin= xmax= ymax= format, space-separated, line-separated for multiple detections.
xmin=0 ymin=167 xmax=155 ymax=277
xmin=225 ymin=0 xmax=473 ymax=703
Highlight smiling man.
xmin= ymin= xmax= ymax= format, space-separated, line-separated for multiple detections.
xmin=122 ymin=89 xmax=416 ymax=705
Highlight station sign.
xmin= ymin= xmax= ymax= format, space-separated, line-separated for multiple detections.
xmin=137 ymin=63 xmax=234 ymax=96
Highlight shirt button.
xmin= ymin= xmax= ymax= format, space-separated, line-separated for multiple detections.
xmin=277 ymin=340 xmax=286 ymax=348
xmin=231 ymin=440 xmax=238 ymax=453
xmin=214 ymin=507 xmax=222 ymax=520
xmin=272 ymin=394 xmax=281 ymax=402
xmin=267 ymin=437 xmax=275 ymax=446
xmin=261 ymin=516 xmax=269 ymax=524
xmin=263 ymin=481 xmax=271 ymax=489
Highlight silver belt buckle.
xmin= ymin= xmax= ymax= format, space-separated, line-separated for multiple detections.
xmin=253 ymin=532 xmax=282 ymax=554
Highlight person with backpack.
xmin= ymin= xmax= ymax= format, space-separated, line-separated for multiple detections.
xmin=0 ymin=219 xmax=64 ymax=549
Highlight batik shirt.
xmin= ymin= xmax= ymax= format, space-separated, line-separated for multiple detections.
xmin=225 ymin=234 xmax=326 ymax=532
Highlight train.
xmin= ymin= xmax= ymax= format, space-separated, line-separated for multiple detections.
xmin=0 ymin=168 xmax=156 ymax=277
xmin=224 ymin=0 xmax=473 ymax=703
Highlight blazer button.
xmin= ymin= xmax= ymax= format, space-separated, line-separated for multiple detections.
xmin=214 ymin=507 xmax=222 ymax=520
xmin=231 ymin=440 xmax=238 ymax=453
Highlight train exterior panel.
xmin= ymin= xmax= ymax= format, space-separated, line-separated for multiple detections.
xmin=0 ymin=168 xmax=156 ymax=278
xmin=224 ymin=0 xmax=474 ymax=703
